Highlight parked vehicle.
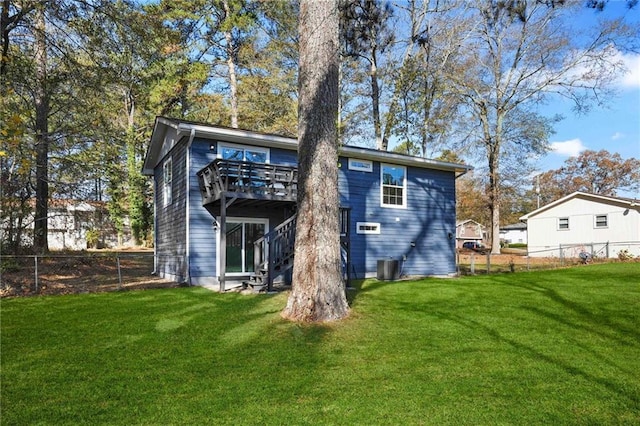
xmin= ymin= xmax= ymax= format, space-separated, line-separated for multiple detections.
xmin=462 ymin=241 xmax=488 ymax=254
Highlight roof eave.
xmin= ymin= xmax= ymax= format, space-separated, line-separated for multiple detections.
xmin=143 ymin=118 xmax=473 ymax=175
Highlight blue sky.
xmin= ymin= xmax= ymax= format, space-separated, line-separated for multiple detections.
xmin=535 ymin=4 xmax=640 ymax=198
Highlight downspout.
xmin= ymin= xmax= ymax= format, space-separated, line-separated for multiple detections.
xmin=185 ymin=128 xmax=196 ymax=285
xmin=153 ymin=181 xmax=158 ymax=274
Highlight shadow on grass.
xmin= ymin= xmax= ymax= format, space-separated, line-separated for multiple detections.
xmin=432 ymin=309 xmax=640 ymax=407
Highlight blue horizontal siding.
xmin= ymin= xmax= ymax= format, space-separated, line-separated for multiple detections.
xmin=339 ymin=157 xmax=457 ymax=277
xmin=181 ymin=138 xmax=457 ymax=283
xmin=188 ymin=139 xmax=299 ymax=282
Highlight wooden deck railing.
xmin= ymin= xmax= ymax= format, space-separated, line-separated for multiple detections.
xmin=197 ymin=159 xmax=298 ymax=205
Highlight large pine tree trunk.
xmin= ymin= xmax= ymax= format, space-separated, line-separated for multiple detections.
xmin=223 ymin=0 xmax=239 ymax=128
xmin=282 ymin=0 xmax=349 ymax=322
xmin=33 ymin=4 xmax=49 ymax=253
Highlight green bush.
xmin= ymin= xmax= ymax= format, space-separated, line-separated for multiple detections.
xmin=0 ymin=258 xmax=21 ymax=273
xmin=85 ymin=229 xmax=100 ymax=249
xmin=508 ymin=243 xmax=527 ymax=249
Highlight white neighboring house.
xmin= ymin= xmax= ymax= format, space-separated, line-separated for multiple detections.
xmin=499 ymin=222 xmax=527 ymax=245
xmin=455 ymin=219 xmax=486 ymax=248
xmin=519 ymin=192 xmax=640 ymax=258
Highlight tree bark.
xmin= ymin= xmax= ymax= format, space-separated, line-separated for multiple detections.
xmin=223 ymin=0 xmax=239 ymax=128
xmin=282 ymin=0 xmax=349 ymax=322
xmin=33 ymin=3 xmax=49 ymax=253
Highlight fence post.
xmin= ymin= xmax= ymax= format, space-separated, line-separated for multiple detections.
xmin=116 ymin=255 xmax=122 ymax=290
xmin=527 ymin=255 xmax=530 ymax=271
xmin=486 ymin=253 xmax=490 ymax=274
xmin=34 ymin=255 xmax=39 ymax=293
xmin=606 ymin=242 xmax=609 ymax=258
xmin=559 ymin=244 xmax=564 ymax=266
xmin=470 ymin=254 xmax=475 ymax=274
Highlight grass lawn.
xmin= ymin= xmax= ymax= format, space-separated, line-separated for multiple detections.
xmin=2 ymin=263 xmax=639 ymax=425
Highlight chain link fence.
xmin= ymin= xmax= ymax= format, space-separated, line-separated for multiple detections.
xmin=0 ymin=252 xmax=176 ymax=297
xmin=457 ymin=241 xmax=640 ymax=275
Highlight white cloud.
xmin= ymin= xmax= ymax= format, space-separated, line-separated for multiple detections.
xmin=615 ymin=52 xmax=640 ymax=89
xmin=550 ymin=139 xmax=587 ymax=157
xmin=611 ymin=131 xmax=625 ymax=140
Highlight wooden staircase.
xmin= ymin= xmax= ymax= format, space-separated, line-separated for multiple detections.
xmin=243 ymin=207 xmax=352 ymax=292
xmin=244 ymin=214 xmax=297 ymax=292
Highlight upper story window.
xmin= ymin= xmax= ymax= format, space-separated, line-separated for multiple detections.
xmin=558 ymin=217 xmax=569 ymax=230
xmin=381 ymin=164 xmax=406 ymax=208
xmin=163 ymin=157 xmax=173 ymax=207
xmin=219 ymin=142 xmax=269 ymax=163
xmin=594 ymin=214 xmax=608 ymax=228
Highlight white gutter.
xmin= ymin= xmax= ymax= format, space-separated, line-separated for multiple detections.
xmin=185 ymin=128 xmax=196 ymax=285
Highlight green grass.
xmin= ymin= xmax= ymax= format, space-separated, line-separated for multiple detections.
xmin=2 ymin=263 xmax=639 ymax=425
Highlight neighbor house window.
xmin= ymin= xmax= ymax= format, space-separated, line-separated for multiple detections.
xmin=595 ymin=214 xmax=608 ymax=228
xmin=558 ymin=217 xmax=569 ymax=230
xmin=381 ymin=164 xmax=406 ymax=208
xmin=163 ymin=157 xmax=173 ymax=207
xmin=356 ymin=222 xmax=381 ymax=234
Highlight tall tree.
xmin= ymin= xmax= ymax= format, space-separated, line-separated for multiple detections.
xmin=282 ymin=0 xmax=349 ymax=322
xmin=341 ymin=0 xmax=394 ymax=150
xmin=394 ymin=0 xmax=472 ymax=158
xmin=32 ymin=2 xmax=49 ymax=253
xmin=537 ymin=150 xmax=640 ymax=205
xmin=449 ymin=1 xmax=635 ymax=254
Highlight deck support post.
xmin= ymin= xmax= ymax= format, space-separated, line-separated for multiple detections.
xmin=219 ymin=195 xmax=226 ymax=292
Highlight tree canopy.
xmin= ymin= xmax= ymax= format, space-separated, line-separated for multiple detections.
xmin=1 ymin=0 xmax=637 ymax=255
xmin=537 ymin=150 xmax=640 ymax=205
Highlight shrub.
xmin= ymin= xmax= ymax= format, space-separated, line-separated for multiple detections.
xmin=85 ymin=229 xmax=100 ymax=249
xmin=618 ymin=249 xmax=635 ymax=261
xmin=508 ymin=243 xmax=527 ymax=249
xmin=1 ymin=258 xmax=21 ymax=273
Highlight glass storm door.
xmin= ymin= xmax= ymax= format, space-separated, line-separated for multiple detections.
xmin=224 ymin=220 xmax=267 ymax=274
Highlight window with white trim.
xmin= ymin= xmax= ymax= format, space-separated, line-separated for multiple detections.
xmin=219 ymin=142 xmax=269 ymax=163
xmin=381 ymin=164 xmax=406 ymax=208
xmin=163 ymin=157 xmax=173 ymax=207
xmin=356 ymin=222 xmax=381 ymax=234
xmin=558 ymin=217 xmax=569 ymax=230
xmin=595 ymin=214 xmax=608 ymax=228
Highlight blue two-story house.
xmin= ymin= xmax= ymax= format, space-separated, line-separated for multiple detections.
xmin=142 ymin=117 xmax=471 ymax=291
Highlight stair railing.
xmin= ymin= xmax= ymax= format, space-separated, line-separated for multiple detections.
xmin=253 ymin=214 xmax=297 ymax=290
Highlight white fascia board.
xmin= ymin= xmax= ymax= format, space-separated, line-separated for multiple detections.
xmin=144 ymin=118 xmax=473 ymax=175
xmin=181 ymin=123 xmax=298 ymax=151
xmin=339 ymin=145 xmax=473 ymax=174
xmin=142 ymin=118 xmax=180 ymax=175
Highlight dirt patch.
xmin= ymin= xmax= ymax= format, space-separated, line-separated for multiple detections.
xmin=458 ymin=252 xmax=554 ymax=265
xmin=1 ymin=252 xmax=178 ymax=298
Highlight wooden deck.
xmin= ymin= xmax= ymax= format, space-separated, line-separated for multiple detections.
xmin=197 ymin=159 xmax=298 ymax=207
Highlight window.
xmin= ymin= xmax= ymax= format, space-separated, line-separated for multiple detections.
xmin=595 ymin=214 xmax=608 ymax=228
xmin=219 ymin=143 xmax=269 ymax=163
xmin=356 ymin=222 xmax=380 ymax=234
xmin=558 ymin=217 xmax=569 ymax=230
xmin=163 ymin=157 xmax=172 ymax=207
xmin=348 ymin=158 xmax=373 ymax=172
xmin=381 ymin=164 xmax=406 ymax=208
